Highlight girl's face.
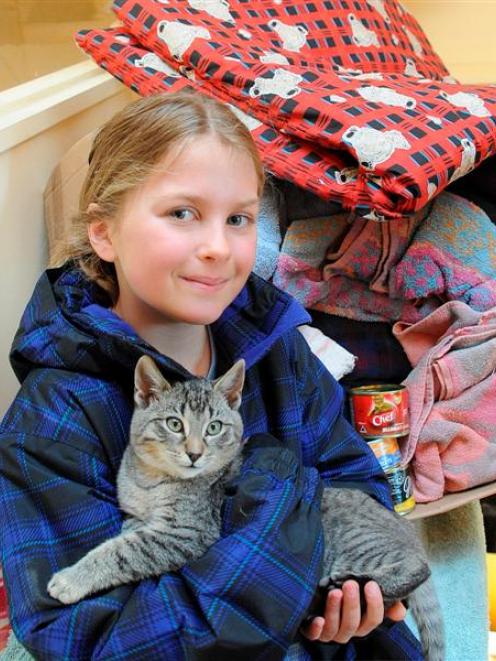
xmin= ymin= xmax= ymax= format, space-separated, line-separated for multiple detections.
xmin=91 ymin=135 xmax=260 ymax=329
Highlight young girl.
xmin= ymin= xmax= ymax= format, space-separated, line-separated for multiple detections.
xmin=0 ymin=92 xmax=420 ymax=659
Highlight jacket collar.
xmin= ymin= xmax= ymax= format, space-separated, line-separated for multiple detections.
xmin=11 ymin=265 xmax=310 ymax=384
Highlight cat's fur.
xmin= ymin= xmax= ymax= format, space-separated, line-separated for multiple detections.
xmin=48 ymin=356 xmax=443 ymax=661
xmin=318 ymin=488 xmax=444 ymax=661
xmin=47 ymin=355 xmax=245 ymax=604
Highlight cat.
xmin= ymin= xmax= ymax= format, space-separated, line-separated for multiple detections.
xmin=48 ymin=355 xmax=443 ymax=661
xmin=315 ymin=488 xmax=444 ymax=661
xmin=47 ymin=355 xmax=245 ymax=604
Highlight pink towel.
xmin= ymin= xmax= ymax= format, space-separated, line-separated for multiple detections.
xmin=393 ymin=303 xmax=496 ymax=502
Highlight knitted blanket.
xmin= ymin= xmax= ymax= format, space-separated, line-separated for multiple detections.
xmin=273 ymin=192 xmax=496 ymax=323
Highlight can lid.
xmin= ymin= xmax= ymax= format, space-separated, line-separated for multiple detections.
xmin=350 ymin=384 xmax=406 ymax=394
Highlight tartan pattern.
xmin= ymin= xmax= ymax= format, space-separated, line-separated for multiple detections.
xmin=0 ymin=267 xmax=422 ymax=659
xmin=74 ymin=0 xmax=496 ymax=219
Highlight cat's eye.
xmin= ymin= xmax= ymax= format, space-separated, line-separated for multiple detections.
xmin=206 ymin=420 xmax=223 ymax=436
xmin=166 ymin=417 xmax=184 ymax=433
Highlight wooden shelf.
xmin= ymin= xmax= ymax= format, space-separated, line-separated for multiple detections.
xmin=406 ymin=481 xmax=496 ymax=520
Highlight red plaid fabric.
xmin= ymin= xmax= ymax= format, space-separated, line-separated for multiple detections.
xmin=75 ymin=0 xmax=496 ymax=219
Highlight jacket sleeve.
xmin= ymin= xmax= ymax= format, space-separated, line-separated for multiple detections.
xmin=0 ymin=380 xmax=323 ymax=660
xmin=293 ymin=330 xmax=393 ymax=509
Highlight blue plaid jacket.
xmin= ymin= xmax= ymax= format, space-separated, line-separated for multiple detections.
xmin=0 ymin=267 xmax=422 ymax=660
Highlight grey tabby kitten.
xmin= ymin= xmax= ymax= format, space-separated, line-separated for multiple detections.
xmin=48 ymin=355 xmax=443 ymax=661
xmin=47 ymin=355 xmax=245 ymax=605
xmin=317 ymin=489 xmax=444 ymax=661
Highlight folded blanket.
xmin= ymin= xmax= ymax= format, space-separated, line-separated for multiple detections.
xmin=298 ymin=324 xmax=356 ymax=381
xmin=274 ymin=192 xmax=496 ymax=323
xmin=393 ymin=302 xmax=496 ymax=502
xmin=76 ymin=0 xmax=496 ymax=219
xmin=390 ymin=193 xmax=496 ymax=309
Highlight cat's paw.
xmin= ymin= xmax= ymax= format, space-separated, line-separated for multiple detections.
xmin=47 ymin=567 xmax=91 ymax=604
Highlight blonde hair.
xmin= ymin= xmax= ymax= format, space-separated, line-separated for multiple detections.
xmin=53 ymin=91 xmax=265 ymax=303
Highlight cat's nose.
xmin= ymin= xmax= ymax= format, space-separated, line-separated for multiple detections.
xmin=187 ymin=452 xmax=202 ymax=464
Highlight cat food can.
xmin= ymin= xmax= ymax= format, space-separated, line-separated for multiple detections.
xmin=349 ymin=384 xmax=409 ymax=438
xmin=385 ymin=465 xmax=416 ymax=515
xmin=367 ymin=436 xmax=402 ymax=472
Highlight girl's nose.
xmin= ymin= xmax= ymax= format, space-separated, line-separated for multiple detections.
xmin=197 ymin=222 xmax=231 ymax=261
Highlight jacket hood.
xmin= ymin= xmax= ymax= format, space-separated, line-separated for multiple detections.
xmin=10 ymin=266 xmax=310 ymax=385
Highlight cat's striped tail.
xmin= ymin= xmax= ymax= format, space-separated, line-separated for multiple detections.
xmin=410 ymin=576 xmax=445 ymax=661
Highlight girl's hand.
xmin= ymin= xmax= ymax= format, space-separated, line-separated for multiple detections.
xmin=301 ymin=580 xmax=406 ymax=643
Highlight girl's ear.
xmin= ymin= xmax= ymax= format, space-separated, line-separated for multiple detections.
xmin=87 ymin=207 xmax=116 ymax=263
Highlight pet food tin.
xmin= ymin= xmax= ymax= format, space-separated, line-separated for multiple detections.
xmin=385 ymin=465 xmax=416 ymax=516
xmin=366 ymin=436 xmax=402 ymax=473
xmin=349 ymin=384 xmax=409 ymax=438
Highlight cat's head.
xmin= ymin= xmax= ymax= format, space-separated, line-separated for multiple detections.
xmin=129 ymin=356 xmax=245 ymax=480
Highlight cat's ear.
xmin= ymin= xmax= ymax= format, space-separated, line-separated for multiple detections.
xmin=213 ymin=359 xmax=245 ymax=410
xmin=134 ymin=355 xmax=172 ymax=408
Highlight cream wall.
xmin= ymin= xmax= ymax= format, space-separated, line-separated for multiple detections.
xmin=403 ymin=0 xmax=496 ymax=83
xmin=0 ymin=78 xmax=134 ymax=416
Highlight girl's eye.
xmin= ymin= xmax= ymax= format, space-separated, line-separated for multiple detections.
xmin=166 ymin=417 xmax=183 ymax=433
xmin=206 ymin=420 xmax=223 ymax=436
xmin=227 ymin=214 xmax=249 ymax=227
xmin=170 ymin=208 xmax=194 ymax=221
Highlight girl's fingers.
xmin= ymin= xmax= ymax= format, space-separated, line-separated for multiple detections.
xmin=327 ymin=581 xmax=361 ymax=643
xmin=355 ymin=581 xmax=385 ymax=636
xmin=319 ymin=588 xmax=344 ymax=642
xmin=302 ymin=580 xmax=403 ymax=644
xmin=385 ymin=600 xmax=407 ymax=621
xmin=301 ymin=615 xmax=325 ymax=641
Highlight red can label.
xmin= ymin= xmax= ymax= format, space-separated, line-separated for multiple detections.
xmin=350 ymin=385 xmax=409 ymax=438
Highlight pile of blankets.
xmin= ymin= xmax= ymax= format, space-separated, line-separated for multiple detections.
xmin=273 ymin=191 xmax=496 ymax=323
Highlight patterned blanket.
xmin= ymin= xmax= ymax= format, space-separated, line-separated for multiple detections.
xmin=273 ymin=192 xmax=496 ymax=322
xmin=75 ymin=0 xmax=496 ymax=219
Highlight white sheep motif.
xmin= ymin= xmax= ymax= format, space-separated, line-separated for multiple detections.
xmin=348 ymin=14 xmax=380 ymax=47
xmin=268 ymin=19 xmax=308 ymax=52
xmin=335 ymin=65 xmax=384 ymax=81
xmin=366 ymin=0 xmax=390 ymax=23
xmin=439 ymin=90 xmax=491 ymax=118
xmin=450 ymin=138 xmax=477 ymax=182
xmin=342 ymin=126 xmax=411 ymax=170
xmin=334 ymin=166 xmax=359 ymax=185
xmin=187 ymin=0 xmax=235 ymax=24
xmin=404 ymin=57 xmax=422 ymax=78
xmin=133 ymin=53 xmax=180 ymax=76
xmin=227 ymin=104 xmax=263 ymax=131
xmin=249 ymin=69 xmax=304 ymax=99
xmin=403 ymin=27 xmax=423 ymax=56
xmin=357 ymin=85 xmax=416 ymax=109
xmin=324 ymin=94 xmax=347 ymax=104
xmin=259 ymin=51 xmax=290 ymax=65
xmin=156 ymin=20 xmax=211 ymax=60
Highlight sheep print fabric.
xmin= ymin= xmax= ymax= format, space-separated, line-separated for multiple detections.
xmin=76 ymin=0 xmax=496 ymax=219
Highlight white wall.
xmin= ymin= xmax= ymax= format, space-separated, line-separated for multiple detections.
xmin=0 ymin=68 xmax=134 ymax=416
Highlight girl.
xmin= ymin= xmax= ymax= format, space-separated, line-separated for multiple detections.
xmin=0 ymin=92 xmax=419 ymax=659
